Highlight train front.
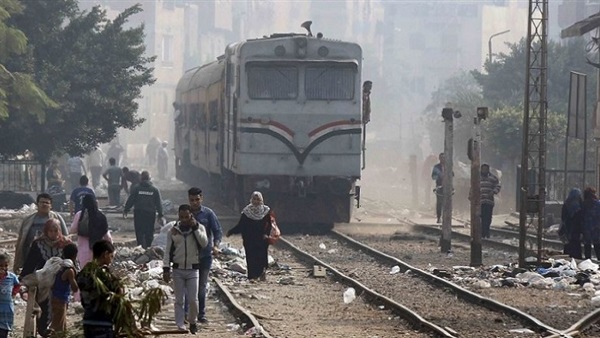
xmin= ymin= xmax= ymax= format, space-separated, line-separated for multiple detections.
xmin=233 ymin=35 xmax=364 ymax=227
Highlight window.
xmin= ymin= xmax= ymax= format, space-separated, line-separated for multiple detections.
xmin=247 ymin=65 xmax=298 ymax=100
xmin=305 ymin=65 xmax=355 ymax=100
xmin=161 ymin=35 xmax=174 ymax=63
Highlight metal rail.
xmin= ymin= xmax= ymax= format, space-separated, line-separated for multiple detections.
xmin=329 ymin=230 xmax=568 ymax=337
xmin=212 ymin=278 xmax=273 ymax=338
xmin=278 ymin=237 xmax=458 ymax=338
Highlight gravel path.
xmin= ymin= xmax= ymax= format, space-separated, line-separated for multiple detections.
xmin=286 ymin=234 xmax=538 ymax=337
xmin=336 ymin=224 xmax=597 ymax=331
xmin=218 ymin=238 xmax=430 ymax=338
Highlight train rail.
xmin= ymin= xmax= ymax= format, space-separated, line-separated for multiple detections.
xmin=281 ymin=232 xmax=568 ymax=337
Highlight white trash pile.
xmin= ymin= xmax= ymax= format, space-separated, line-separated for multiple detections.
xmin=0 ymin=203 xmax=37 ymax=220
xmin=425 ymin=258 xmax=600 ymax=305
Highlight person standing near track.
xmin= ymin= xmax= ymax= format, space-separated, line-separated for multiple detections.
xmin=479 ymin=164 xmax=501 ymax=239
xmin=123 ymin=171 xmax=165 ymax=248
xmin=431 ymin=153 xmax=445 ymax=223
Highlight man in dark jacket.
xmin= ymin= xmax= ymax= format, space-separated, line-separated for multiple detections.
xmin=480 ymin=164 xmax=501 ymax=238
xmin=431 ymin=153 xmax=445 ymax=223
xmin=123 ymin=171 xmax=164 ymax=248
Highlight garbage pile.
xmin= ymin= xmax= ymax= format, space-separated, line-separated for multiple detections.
xmin=426 ymin=258 xmax=600 ymax=305
xmin=0 ymin=203 xmax=37 ymax=220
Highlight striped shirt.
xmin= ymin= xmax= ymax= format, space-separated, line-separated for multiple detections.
xmin=481 ymin=174 xmax=501 ymax=206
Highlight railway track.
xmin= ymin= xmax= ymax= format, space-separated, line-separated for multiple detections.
xmin=281 ymin=232 xmax=569 ymax=337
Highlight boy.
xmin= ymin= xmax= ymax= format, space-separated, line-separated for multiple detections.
xmin=0 ymin=253 xmax=19 ymax=338
xmin=50 ymin=243 xmax=79 ymax=336
xmin=77 ymin=240 xmax=120 ymax=338
xmin=163 ymin=204 xmax=208 ymax=333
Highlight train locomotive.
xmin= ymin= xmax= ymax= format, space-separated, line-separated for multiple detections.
xmin=174 ymin=24 xmax=371 ymax=229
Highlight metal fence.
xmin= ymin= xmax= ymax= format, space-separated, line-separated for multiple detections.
xmin=0 ymin=160 xmax=45 ymax=193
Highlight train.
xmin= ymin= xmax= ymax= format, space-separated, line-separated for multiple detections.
xmin=174 ymin=23 xmax=371 ymax=229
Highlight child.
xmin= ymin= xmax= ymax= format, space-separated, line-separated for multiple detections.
xmin=0 ymin=253 xmax=19 ymax=338
xmin=77 ymin=240 xmax=120 ymax=338
xmin=50 ymin=243 xmax=79 ymax=336
xmin=163 ymin=204 xmax=208 ymax=333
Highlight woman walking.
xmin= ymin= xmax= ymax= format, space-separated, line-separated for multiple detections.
xmin=227 ymin=191 xmax=274 ymax=281
xmin=69 ymin=194 xmax=112 ymax=267
xmin=582 ymin=187 xmax=600 ymax=260
xmin=560 ymin=188 xmax=583 ymax=259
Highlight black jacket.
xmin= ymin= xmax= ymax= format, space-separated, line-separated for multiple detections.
xmin=123 ymin=181 xmax=163 ymax=217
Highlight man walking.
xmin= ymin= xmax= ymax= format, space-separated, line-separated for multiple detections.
xmin=431 ymin=153 xmax=445 ymax=223
xmin=67 ymin=156 xmax=87 ymax=192
xmin=69 ymin=175 xmax=95 ymax=217
xmin=157 ymin=141 xmax=169 ymax=180
xmin=480 ymin=164 xmax=501 ymax=239
xmin=124 ymin=171 xmax=165 ymax=248
xmin=87 ymin=148 xmax=105 ymax=189
xmin=102 ymin=158 xmax=123 ymax=206
xmin=14 ymin=193 xmax=68 ymax=273
xmin=188 ymin=187 xmax=222 ymax=323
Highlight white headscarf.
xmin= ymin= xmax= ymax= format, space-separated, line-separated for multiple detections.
xmin=242 ymin=191 xmax=270 ymax=220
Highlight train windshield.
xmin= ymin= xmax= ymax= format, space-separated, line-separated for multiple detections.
xmin=247 ymin=65 xmax=298 ymax=100
xmin=305 ymin=64 xmax=356 ymax=100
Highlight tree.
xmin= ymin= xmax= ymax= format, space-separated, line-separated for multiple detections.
xmin=0 ymin=1 xmax=155 ymax=160
xmin=0 ymin=0 xmax=56 ymax=122
xmin=473 ymin=37 xmax=596 ymax=113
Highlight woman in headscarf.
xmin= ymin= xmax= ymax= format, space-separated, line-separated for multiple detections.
xmin=21 ymin=219 xmax=72 ymax=337
xmin=582 ymin=187 xmax=600 ymax=260
xmin=69 ymin=194 xmax=112 ymax=268
xmin=560 ymin=188 xmax=583 ymax=258
xmin=226 ymin=191 xmax=273 ymax=281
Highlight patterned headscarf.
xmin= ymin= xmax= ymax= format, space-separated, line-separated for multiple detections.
xmin=39 ymin=219 xmax=69 ymax=249
xmin=241 ymin=191 xmax=270 ymax=220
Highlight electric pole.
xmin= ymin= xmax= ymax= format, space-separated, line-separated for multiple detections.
xmin=441 ymin=107 xmax=460 ymax=253
xmin=470 ymin=107 xmax=488 ymax=266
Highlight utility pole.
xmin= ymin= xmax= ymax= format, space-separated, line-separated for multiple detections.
xmin=441 ymin=107 xmax=460 ymax=253
xmin=519 ymin=0 xmax=548 ymax=267
xmin=470 ymin=107 xmax=488 ymax=267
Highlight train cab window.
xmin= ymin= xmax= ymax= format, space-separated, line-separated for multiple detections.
xmin=305 ymin=65 xmax=355 ymax=100
xmin=208 ymin=100 xmax=218 ymax=131
xmin=247 ymin=65 xmax=298 ymax=100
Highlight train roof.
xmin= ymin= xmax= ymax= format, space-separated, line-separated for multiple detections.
xmin=176 ymin=58 xmax=225 ymax=93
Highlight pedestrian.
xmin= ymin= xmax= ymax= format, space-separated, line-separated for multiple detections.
xmin=87 ymin=148 xmax=105 ymax=189
xmin=106 ymin=139 xmax=124 ymax=166
xmin=157 ymin=141 xmax=169 ymax=180
xmin=69 ymin=175 xmax=95 ymax=218
xmin=20 ymin=219 xmax=72 ymax=337
xmin=431 ymin=153 xmax=445 ymax=223
xmin=226 ymin=191 xmax=274 ymax=281
xmin=69 ymin=194 xmax=112 ymax=268
xmin=146 ymin=137 xmax=161 ymax=166
xmin=123 ymin=171 xmax=165 ymax=248
xmin=77 ymin=240 xmax=121 ymax=338
xmin=163 ymin=204 xmax=208 ymax=333
xmin=560 ymin=188 xmax=584 ymax=259
xmin=14 ymin=193 xmax=68 ymax=274
xmin=102 ymin=157 xmax=123 ymax=206
xmin=0 ymin=253 xmax=20 ymax=338
xmin=67 ymin=156 xmax=87 ymax=192
xmin=46 ymin=159 xmax=64 ymax=189
xmin=187 ymin=187 xmax=222 ymax=323
xmin=50 ymin=243 xmax=79 ymax=337
xmin=480 ymin=164 xmax=501 ymax=239
xmin=582 ymin=187 xmax=600 ymax=260
xmin=122 ymin=167 xmax=141 ymax=195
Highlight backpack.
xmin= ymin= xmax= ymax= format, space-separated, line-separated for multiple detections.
xmin=78 ymin=210 xmax=90 ymax=237
xmin=265 ymin=212 xmax=281 ymax=245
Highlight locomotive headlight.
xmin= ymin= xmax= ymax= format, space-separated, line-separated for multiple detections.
xmin=295 ymin=37 xmax=307 ymax=59
xmin=318 ymin=46 xmax=329 ymax=57
xmin=274 ymin=45 xmax=286 ymax=56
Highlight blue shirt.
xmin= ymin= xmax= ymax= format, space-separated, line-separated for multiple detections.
xmin=70 ymin=187 xmax=95 ymax=212
xmin=193 ymin=206 xmax=222 ymax=258
xmin=0 ymin=272 xmax=19 ymax=331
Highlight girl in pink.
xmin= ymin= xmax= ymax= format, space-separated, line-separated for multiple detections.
xmin=69 ymin=194 xmax=112 ymax=267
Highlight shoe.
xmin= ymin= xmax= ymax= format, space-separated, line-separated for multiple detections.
xmin=198 ymin=317 xmax=208 ymax=324
xmin=189 ymin=323 xmax=198 ymax=334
